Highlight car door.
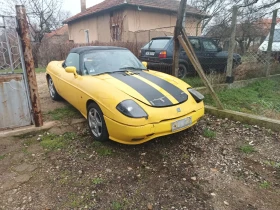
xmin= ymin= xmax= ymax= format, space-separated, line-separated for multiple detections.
xmin=189 ymin=38 xmax=204 ymax=65
xmin=200 ymin=39 xmax=220 ymax=70
xmin=59 ymin=53 xmax=83 ymax=108
xmin=180 ymin=38 xmax=204 ymax=69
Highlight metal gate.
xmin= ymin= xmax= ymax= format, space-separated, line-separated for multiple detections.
xmin=0 ymin=15 xmax=33 ymax=129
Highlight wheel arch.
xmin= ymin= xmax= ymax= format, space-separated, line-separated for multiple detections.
xmin=86 ymin=99 xmax=98 ymax=111
xmin=46 ymin=73 xmax=50 ymax=82
xmin=178 ymin=59 xmax=189 ymax=67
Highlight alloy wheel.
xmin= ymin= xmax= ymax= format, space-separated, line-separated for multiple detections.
xmin=88 ymin=108 xmax=103 ymax=137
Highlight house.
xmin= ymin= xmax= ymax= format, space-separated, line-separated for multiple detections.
xmin=63 ymin=0 xmax=209 ymax=43
xmin=41 ymin=25 xmax=69 ymax=44
xmin=38 ymin=25 xmax=70 ymax=67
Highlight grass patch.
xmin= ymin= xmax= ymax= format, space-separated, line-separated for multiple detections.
xmin=112 ymin=201 xmax=123 ymax=210
xmin=260 ymin=181 xmax=270 ymax=189
xmin=264 ymin=160 xmax=280 ymax=168
xmin=240 ymin=145 xmax=255 ymax=154
xmin=23 ymin=138 xmax=37 ymax=146
xmin=92 ymin=177 xmax=103 ymax=185
xmin=182 ymin=76 xmax=204 ymax=87
xmin=47 ymin=105 xmax=81 ymax=120
xmin=96 ymin=148 xmax=113 ymax=156
xmin=67 ymin=193 xmax=90 ymax=208
xmin=0 ymin=155 xmax=5 ymax=160
xmin=243 ymin=124 xmax=252 ymax=129
xmin=92 ymin=141 xmax=114 ymax=156
xmin=12 ymin=68 xmax=45 ymax=74
xmin=204 ymin=78 xmax=280 ymax=119
xmin=22 ymin=148 xmax=31 ymax=155
xmin=35 ymin=68 xmax=46 ymax=73
xmin=203 ymin=128 xmax=216 ymax=138
xmin=40 ymin=132 xmax=77 ymax=150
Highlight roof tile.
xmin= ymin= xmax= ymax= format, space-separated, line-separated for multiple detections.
xmin=63 ymin=0 xmax=206 ymax=23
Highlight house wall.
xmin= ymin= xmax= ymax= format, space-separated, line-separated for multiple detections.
xmin=123 ymin=8 xmax=202 ymax=42
xmin=67 ymin=7 xmax=202 ymax=43
xmin=68 ymin=13 xmax=111 ymax=43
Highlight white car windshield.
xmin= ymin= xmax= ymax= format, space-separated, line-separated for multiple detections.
xmin=82 ymin=49 xmax=146 ymax=75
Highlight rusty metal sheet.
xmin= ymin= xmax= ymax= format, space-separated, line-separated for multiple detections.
xmin=0 ymin=74 xmax=32 ymax=129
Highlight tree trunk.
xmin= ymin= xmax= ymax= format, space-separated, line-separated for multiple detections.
xmin=236 ymin=39 xmax=245 ymax=55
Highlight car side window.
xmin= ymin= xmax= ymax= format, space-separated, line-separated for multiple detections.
xmin=202 ymin=40 xmax=218 ymax=52
xmin=189 ymin=38 xmax=201 ymax=51
xmin=64 ymin=53 xmax=80 ymax=72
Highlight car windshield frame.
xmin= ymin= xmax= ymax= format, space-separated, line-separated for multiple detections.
xmin=80 ymin=49 xmax=147 ymax=76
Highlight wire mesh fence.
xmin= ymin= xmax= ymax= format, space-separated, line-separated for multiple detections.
xmin=134 ymin=13 xmax=280 ymax=87
xmin=19 ymin=8 xmax=280 ymax=90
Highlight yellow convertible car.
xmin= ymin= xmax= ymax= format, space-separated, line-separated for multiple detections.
xmin=46 ymin=46 xmax=205 ymax=145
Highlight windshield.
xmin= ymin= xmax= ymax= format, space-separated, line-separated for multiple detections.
xmin=82 ymin=49 xmax=146 ymax=75
xmin=142 ymin=39 xmax=170 ymax=49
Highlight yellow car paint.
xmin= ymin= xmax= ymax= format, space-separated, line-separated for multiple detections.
xmin=46 ymin=59 xmax=204 ymax=144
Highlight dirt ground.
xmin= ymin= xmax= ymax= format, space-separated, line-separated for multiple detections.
xmin=0 ymin=73 xmax=280 ymax=210
xmin=37 ymin=72 xmax=69 ymax=120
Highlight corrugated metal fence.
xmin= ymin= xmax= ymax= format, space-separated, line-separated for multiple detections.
xmin=0 ymin=16 xmax=32 ymax=130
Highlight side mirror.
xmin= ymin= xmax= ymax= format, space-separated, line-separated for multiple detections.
xmin=142 ymin=61 xmax=148 ymax=68
xmin=217 ymin=47 xmax=222 ymax=52
xmin=65 ymin=66 xmax=77 ymax=77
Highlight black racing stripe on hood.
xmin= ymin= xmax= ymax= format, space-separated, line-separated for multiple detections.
xmin=110 ymin=73 xmax=173 ymax=107
xmin=138 ymin=71 xmax=188 ymax=103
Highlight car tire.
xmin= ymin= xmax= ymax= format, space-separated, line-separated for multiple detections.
xmin=87 ymin=103 xmax=109 ymax=142
xmin=178 ymin=63 xmax=188 ymax=79
xmin=47 ymin=76 xmax=61 ymax=101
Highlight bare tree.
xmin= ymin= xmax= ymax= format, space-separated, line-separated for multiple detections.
xmin=190 ymin=0 xmax=280 ymax=35
xmin=206 ymin=0 xmax=278 ymax=53
xmin=0 ymin=0 xmax=70 ymax=42
xmin=235 ymin=3 xmax=268 ymax=54
xmin=188 ymin=0 xmax=232 ymax=34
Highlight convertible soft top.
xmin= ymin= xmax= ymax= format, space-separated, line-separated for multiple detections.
xmin=70 ymin=46 xmax=127 ymax=54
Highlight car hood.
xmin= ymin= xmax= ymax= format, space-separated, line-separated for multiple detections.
xmin=97 ymin=70 xmax=189 ymax=107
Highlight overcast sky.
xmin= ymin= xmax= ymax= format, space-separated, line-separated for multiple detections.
xmin=63 ymin=0 xmax=104 ymax=16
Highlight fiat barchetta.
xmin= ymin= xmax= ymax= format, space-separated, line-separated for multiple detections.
xmin=46 ymin=46 xmax=205 ymax=144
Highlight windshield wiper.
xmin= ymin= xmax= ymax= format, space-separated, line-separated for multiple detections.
xmin=119 ymin=67 xmax=146 ymax=70
xmin=93 ymin=70 xmax=129 ymax=76
xmin=92 ymin=68 xmax=147 ymax=76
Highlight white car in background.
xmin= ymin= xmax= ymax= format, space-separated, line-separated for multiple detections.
xmin=259 ymin=23 xmax=280 ymax=52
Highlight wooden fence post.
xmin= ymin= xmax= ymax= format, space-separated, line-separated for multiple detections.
xmin=226 ymin=6 xmax=238 ymax=83
xmin=179 ymin=32 xmax=224 ymax=110
xmin=16 ymin=5 xmax=43 ymax=127
xmin=266 ymin=9 xmax=278 ymax=77
xmin=172 ymin=0 xmax=187 ymax=77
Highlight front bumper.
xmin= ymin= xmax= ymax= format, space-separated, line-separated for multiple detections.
xmin=104 ymin=108 xmax=204 ymax=145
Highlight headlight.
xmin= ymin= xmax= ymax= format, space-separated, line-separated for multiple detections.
xmin=116 ymin=100 xmax=148 ymax=119
xmin=188 ymin=88 xmax=204 ymax=103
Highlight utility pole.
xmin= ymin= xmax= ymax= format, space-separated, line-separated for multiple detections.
xmin=226 ymin=6 xmax=238 ymax=83
xmin=172 ymin=0 xmax=187 ymax=77
xmin=16 ymin=5 xmax=43 ymax=127
xmin=266 ymin=9 xmax=278 ymax=77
